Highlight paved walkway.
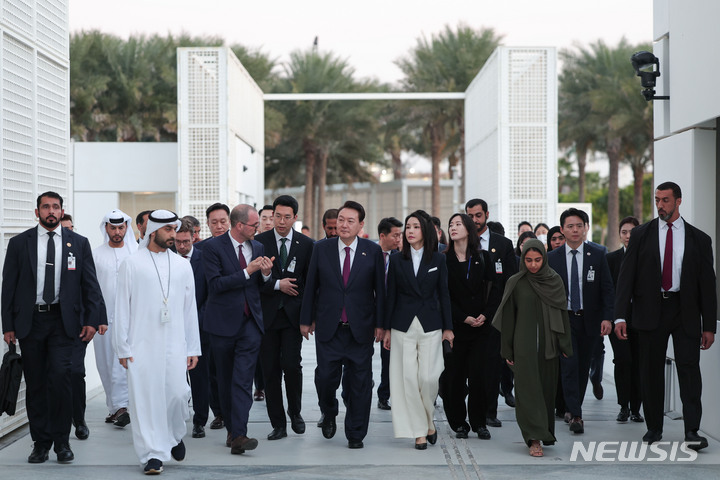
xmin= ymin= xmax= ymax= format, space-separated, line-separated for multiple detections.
xmin=1 ymin=339 xmax=718 ymax=479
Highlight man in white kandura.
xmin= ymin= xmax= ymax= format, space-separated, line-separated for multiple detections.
xmin=113 ymin=210 xmax=201 ymax=475
xmin=93 ymin=209 xmax=136 ymax=428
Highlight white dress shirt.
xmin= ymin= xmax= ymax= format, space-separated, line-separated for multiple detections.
xmin=228 ymin=231 xmax=271 ymax=282
xmin=478 ymin=229 xmax=490 ymax=251
xmin=411 ymin=246 xmax=424 ymax=276
xmin=273 ymin=228 xmax=294 ymax=290
xmin=338 ymin=236 xmax=359 ymax=275
xmin=659 ymin=217 xmax=684 ymax=292
xmin=565 ymin=242 xmax=584 ymax=310
xmin=36 ymin=224 xmax=62 ymax=304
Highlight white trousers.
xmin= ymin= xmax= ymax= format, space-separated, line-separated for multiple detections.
xmin=389 ymin=318 xmax=443 ymax=438
xmin=93 ymin=324 xmax=129 ymax=413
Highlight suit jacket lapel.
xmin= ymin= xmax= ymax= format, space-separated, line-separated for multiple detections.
xmin=28 ymin=228 xmax=38 ymax=282
xmin=558 ymin=249 xmax=569 ymax=295
xmin=402 ymin=255 xmax=422 ymax=296
xmin=346 ymin=241 xmax=368 ymax=289
xmin=650 ymin=219 xmax=662 ymax=277
xmin=416 ymin=257 xmax=429 ymax=289
xmin=221 ymin=235 xmax=240 ymax=272
xmin=328 ymin=238 xmax=343 ymax=285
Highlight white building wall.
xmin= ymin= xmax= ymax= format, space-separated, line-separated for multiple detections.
xmin=653 ymin=0 xmax=720 ymax=440
xmin=177 ymin=47 xmax=264 ymax=229
xmin=1 ymin=0 xmax=70 ymax=437
xmin=465 ymin=47 xmax=557 ymax=246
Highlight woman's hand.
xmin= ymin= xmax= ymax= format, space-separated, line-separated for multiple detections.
xmin=383 ymin=331 xmax=391 ymax=350
xmin=442 ymin=329 xmax=454 ymax=348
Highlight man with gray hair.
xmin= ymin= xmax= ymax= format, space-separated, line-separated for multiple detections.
xmin=202 ymin=204 xmax=274 ymax=454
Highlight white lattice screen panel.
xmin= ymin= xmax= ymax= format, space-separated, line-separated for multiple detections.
xmin=1 ymin=0 xmax=70 ymax=439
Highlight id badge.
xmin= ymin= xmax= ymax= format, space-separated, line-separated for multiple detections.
xmin=587 ymin=268 xmax=595 ymax=282
xmin=67 ymin=253 xmax=76 ymax=271
xmin=495 ymin=260 xmax=503 ymax=274
xmin=287 ymin=257 xmax=297 ymax=273
xmin=160 ymin=306 xmax=171 ymax=323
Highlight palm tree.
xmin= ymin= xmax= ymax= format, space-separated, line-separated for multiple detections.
xmin=397 ymin=24 xmax=503 ymax=214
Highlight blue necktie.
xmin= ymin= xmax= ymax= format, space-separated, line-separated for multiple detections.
xmin=570 ymin=249 xmax=581 ymax=312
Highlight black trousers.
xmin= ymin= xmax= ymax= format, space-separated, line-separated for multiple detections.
xmin=443 ymin=334 xmax=492 ymax=432
xmin=560 ymin=314 xmax=599 ymax=418
xmin=637 ymin=295 xmax=702 ymax=433
xmin=609 ymin=323 xmax=642 ymax=413
xmin=19 ymin=310 xmax=74 ymax=450
xmin=376 ymin=345 xmax=390 ymax=403
xmin=70 ymin=337 xmax=89 ymax=425
xmin=484 ymin=329 xmax=502 ymax=418
xmin=260 ymin=309 xmax=303 ymax=428
xmin=315 ymin=325 xmax=373 ymax=442
xmin=189 ymin=330 xmax=212 ymax=425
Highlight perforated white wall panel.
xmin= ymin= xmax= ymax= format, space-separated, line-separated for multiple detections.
xmin=465 ymin=47 xmax=557 ymax=246
xmin=1 ymin=0 xmax=70 ymax=438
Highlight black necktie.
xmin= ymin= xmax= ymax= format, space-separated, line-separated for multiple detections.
xmin=570 ymin=249 xmax=581 ymax=312
xmin=43 ymin=231 xmax=56 ymax=305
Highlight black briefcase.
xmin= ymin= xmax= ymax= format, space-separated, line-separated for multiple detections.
xmin=0 ymin=342 xmax=23 ymax=416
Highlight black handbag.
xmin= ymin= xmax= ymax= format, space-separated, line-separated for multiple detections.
xmin=0 ymin=342 xmax=23 ymax=416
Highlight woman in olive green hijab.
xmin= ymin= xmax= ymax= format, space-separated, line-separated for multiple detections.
xmin=492 ymin=239 xmax=572 ymax=457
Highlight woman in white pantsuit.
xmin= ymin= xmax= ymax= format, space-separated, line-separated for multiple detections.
xmin=383 ymin=210 xmax=454 ymax=449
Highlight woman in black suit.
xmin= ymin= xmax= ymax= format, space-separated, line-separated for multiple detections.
xmin=442 ymin=213 xmax=502 ymax=440
xmin=383 ymin=210 xmax=453 ymax=450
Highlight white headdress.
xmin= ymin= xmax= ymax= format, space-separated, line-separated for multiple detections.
xmin=99 ymin=209 xmax=137 ymax=253
xmin=139 ymin=210 xmax=181 ymax=249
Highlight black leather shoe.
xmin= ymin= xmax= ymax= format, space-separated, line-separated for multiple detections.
xmin=74 ymin=420 xmax=89 ymax=440
xmin=630 ymin=413 xmax=645 ymax=423
xmin=377 ymin=399 xmax=391 ymax=410
xmin=593 ymin=382 xmax=604 ymax=400
xmin=486 ymin=417 xmax=502 ymax=427
xmin=28 ymin=444 xmax=49 ymax=464
xmin=504 ymin=393 xmax=516 ymax=408
xmin=685 ymin=431 xmax=709 ymax=451
xmin=414 ymin=442 xmax=427 ymax=450
xmin=113 ymin=408 xmax=130 ymax=428
xmin=322 ymin=417 xmax=337 ymax=439
xmin=616 ymin=407 xmax=630 ymax=422
xmin=569 ymin=416 xmax=584 ymax=434
xmin=427 ymin=431 xmax=437 ymax=445
xmin=642 ymin=430 xmax=662 ymax=444
xmin=455 ymin=426 xmax=469 ymax=439
xmin=55 ymin=444 xmax=74 ymax=464
xmin=476 ymin=427 xmax=491 ymax=440
xmin=144 ymin=458 xmax=163 ymax=474
xmin=171 ymin=440 xmax=186 ymax=461
xmin=267 ymin=427 xmax=287 ymax=440
xmin=348 ymin=439 xmax=364 ymax=449
xmin=289 ymin=412 xmax=306 ymax=434
xmin=210 ymin=415 xmax=224 ymax=430
xmin=192 ymin=424 xmax=205 ymax=438
xmin=317 ymin=414 xmax=325 ymax=428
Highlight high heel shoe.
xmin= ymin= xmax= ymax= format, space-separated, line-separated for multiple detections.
xmin=427 ymin=430 xmax=437 ymax=445
xmin=415 ymin=436 xmax=428 ymax=450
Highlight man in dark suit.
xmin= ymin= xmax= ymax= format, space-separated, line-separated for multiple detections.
xmin=465 ymin=199 xmax=518 ymax=427
xmin=202 ymin=204 xmax=274 ymax=454
xmin=615 ymin=182 xmax=716 ymax=450
xmin=300 ymin=200 xmax=385 ymax=449
xmin=255 ymin=195 xmax=313 ymax=440
xmin=376 ymin=217 xmax=403 ymax=410
xmin=176 ymin=220 xmax=210 ymax=438
xmin=606 ymin=216 xmax=643 ymax=423
xmin=2 ymin=191 xmax=106 ymax=464
xmin=548 ymin=207 xmax=614 ymax=434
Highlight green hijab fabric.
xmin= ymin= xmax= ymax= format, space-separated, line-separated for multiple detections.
xmin=492 ymin=239 xmax=569 ymax=359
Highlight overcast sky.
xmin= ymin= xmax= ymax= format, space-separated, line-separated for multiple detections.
xmin=69 ymin=0 xmax=654 ymax=85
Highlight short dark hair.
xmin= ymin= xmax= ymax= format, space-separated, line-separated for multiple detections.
xmin=619 ymin=216 xmax=640 ymax=233
xmin=177 ymin=219 xmax=194 ymax=234
xmin=378 ymin=217 xmax=402 ymax=236
xmin=273 ymin=195 xmax=299 ymax=215
xmin=517 ymin=221 xmax=532 ymax=233
xmin=182 ymin=215 xmax=201 ymax=228
xmin=534 ymin=223 xmax=550 ymax=234
xmin=401 ymin=210 xmax=437 ymax=262
xmin=560 ymin=208 xmax=589 ymax=227
xmin=338 ymin=201 xmax=365 ymax=222
xmin=37 ymin=191 xmax=63 ymax=209
xmin=486 ymin=221 xmax=505 ymax=236
xmin=136 ymin=210 xmax=152 ymax=226
xmin=465 ymin=198 xmax=488 ymax=213
xmin=656 ymin=181 xmax=682 ymax=199
xmin=258 ymin=204 xmax=274 ymax=215
xmin=322 ymin=208 xmax=339 ymax=226
xmin=206 ymin=203 xmax=230 ymax=219
xmin=430 ymin=216 xmax=442 ymax=229
xmin=61 ymin=214 xmax=73 ymax=222
xmin=515 ymin=231 xmax=537 ymax=257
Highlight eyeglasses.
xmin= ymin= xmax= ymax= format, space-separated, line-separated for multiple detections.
xmin=241 ymin=221 xmax=260 ymax=229
xmin=274 ymin=214 xmax=294 ymax=222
